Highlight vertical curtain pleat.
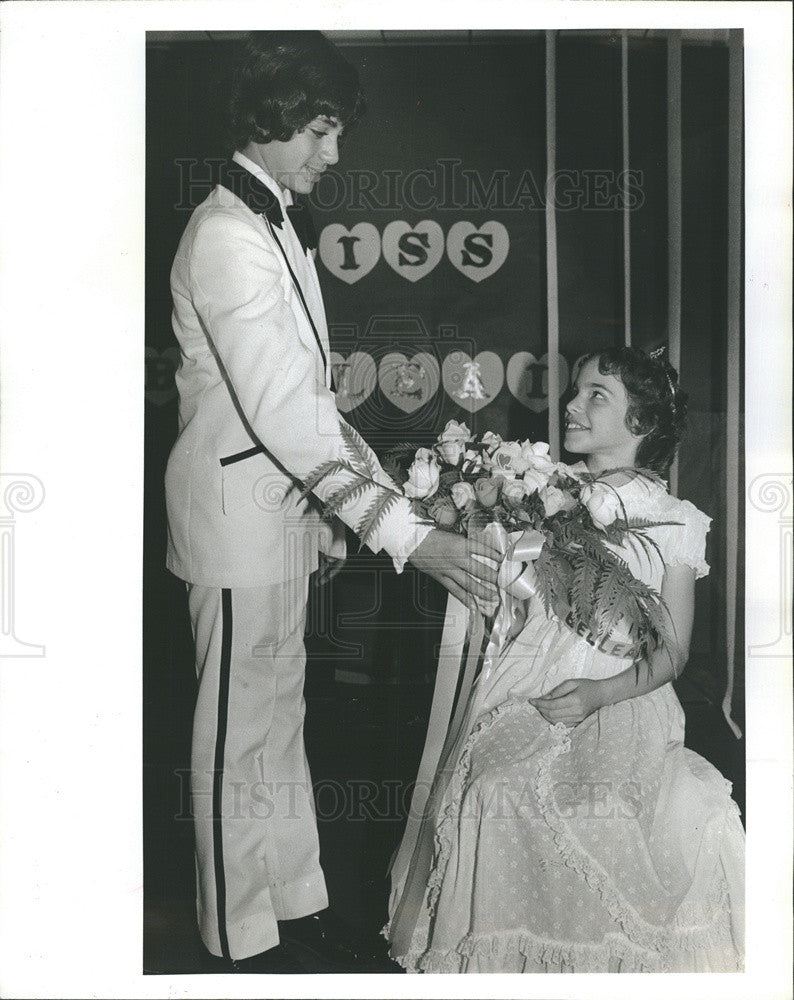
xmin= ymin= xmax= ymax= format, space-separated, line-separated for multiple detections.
xmin=667 ymin=32 xmax=683 ymax=498
xmin=723 ymin=30 xmax=743 ymax=739
xmin=545 ymin=31 xmax=560 ymax=461
xmin=622 ymin=32 xmax=631 ymax=347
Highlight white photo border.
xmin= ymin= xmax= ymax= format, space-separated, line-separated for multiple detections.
xmin=0 ymin=2 xmax=790 ymax=999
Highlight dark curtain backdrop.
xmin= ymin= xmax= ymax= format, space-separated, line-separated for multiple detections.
xmin=144 ymin=30 xmax=742 ymax=896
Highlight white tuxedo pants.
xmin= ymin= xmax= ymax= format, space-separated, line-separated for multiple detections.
xmin=188 ymin=580 xmax=328 ymax=960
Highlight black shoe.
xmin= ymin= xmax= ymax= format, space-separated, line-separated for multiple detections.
xmin=200 ymin=942 xmax=301 ymax=974
xmin=277 ymin=909 xmax=391 ymax=971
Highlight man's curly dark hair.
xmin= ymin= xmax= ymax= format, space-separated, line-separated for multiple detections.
xmin=227 ymin=31 xmax=365 ymax=151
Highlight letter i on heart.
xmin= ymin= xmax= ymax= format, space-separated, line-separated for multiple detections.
xmin=318 ymin=224 xmax=381 ymax=284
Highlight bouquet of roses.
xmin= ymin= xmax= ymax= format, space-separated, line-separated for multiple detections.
xmin=302 ymin=420 xmax=679 ymax=667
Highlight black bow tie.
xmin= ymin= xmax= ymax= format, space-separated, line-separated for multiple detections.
xmin=219 ymin=163 xmax=317 ymax=253
xmin=285 ymin=201 xmax=318 ymax=254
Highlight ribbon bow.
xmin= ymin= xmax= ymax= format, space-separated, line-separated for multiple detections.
xmin=476 ymin=523 xmax=546 ymax=671
xmin=496 ymin=525 xmax=545 ymax=601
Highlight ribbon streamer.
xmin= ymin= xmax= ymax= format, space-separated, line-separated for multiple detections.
xmin=387 ymin=523 xmax=545 ymax=957
xmin=482 ymin=523 xmax=545 ymax=680
xmin=387 ymin=595 xmax=483 ymax=954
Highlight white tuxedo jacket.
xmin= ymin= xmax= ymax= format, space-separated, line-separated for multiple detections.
xmin=165 ymin=158 xmax=430 ymax=586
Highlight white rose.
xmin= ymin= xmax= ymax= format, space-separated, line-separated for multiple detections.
xmin=490 ymin=441 xmax=526 ymax=478
xmin=450 ymin=481 xmax=477 ymax=509
xmin=555 ymin=460 xmax=587 ymax=481
xmin=461 ymin=448 xmax=484 ymax=473
xmin=523 ymin=466 xmax=551 ymax=495
xmin=404 ymin=448 xmax=440 ymax=499
xmin=520 ymin=439 xmax=556 ymax=473
xmin=436 ymin=420 xmax=473 ymax=465
xmin=539 ymin=484 xmax=572 ymax=517
xmin=480 ymin=431 xmax=503 ymax=453
xmin=580 ymin=482 xmax=622 ymax=529
xmin=501 ymin=478 xmax=527 ymax=504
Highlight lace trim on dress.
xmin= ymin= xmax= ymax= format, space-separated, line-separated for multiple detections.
xmin=399 ymin=926 xmax=664 ymax=973
xmin=532 ymin=718 xmax=736 ymax=967
xmin=392 ymin=921 xmax=742 ymax=974
xmin=645 ymin=493 xmax=712 ymax=579
xmin=409 ymin=700 xmax=738 ymax=973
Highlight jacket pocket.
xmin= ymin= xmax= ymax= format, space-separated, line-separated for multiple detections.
xmin=220 ymin=450 xmax=263 ymax=514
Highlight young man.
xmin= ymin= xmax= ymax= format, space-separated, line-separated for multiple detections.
xmin=165 ymin=31 xmax=498 ymax=972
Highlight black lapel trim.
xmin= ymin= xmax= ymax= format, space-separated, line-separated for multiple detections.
xmin=212 ymin=588 xmax=234 ymax=962
xmin=218 ymin=162 xmax=283 ymax=225
xmin=266 ymin=221 xmax=329 ymax=381
xmin=217 ymin=161 xmax=329 ymax=385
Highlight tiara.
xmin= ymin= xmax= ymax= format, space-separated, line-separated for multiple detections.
xmin=649 ymin=346 xmax=677 ymax=402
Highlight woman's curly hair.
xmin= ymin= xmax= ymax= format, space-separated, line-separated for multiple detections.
xmin=227 ymin=31 xmax=365 ymax=150
xmin=580 ymin=346 xmax=688 ymax=475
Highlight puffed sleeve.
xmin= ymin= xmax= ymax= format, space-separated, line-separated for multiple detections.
xmin=653 ymin=498 xmax=712 ymax=579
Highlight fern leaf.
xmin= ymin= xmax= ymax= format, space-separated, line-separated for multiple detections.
xmin=532 ymin=548 xmax=556 ymax=618
xmin=571 ymin=551 xmax=600 ymax=633
xmin=632 ymin=467 xmax=667 ymax=489
xmin=322 ymin=476 xmax=376 ymax=518
xmin=339 ymin=422 xmax=379 ymax=478
xmin=381 ymin=442 xmax=423 ymax=459
xmin=381 ymin=454 xmax=410 ymax=486
xmin=626 ymin=517 xmax=684 ymax=530
xmin=358 ymin=490 xmax=407 ymax=551
xmin=298 ymin=460 xmax=349 ymax=502
xmin=438 ymin=470 xmax=464 ymax=488
xmin=624 ymin=529 xmax=664 ymax=576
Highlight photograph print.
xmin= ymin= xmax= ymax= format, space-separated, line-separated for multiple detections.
xmin=143 ymin=27 xmax=747 ymax=976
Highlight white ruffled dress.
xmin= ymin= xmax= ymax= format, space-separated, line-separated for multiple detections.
xmin=387 ymin=476 xmax=745 ymax=973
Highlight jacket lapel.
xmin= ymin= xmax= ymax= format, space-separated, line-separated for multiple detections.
xmin=216 ymin=163 xmax=328 ymax=380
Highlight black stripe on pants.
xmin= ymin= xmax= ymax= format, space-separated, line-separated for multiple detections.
xmin=212 ymin=588 xmax=233 ymax=961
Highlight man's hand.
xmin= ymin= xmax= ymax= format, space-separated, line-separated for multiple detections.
xmin=407 ymin=529 xmax=500 ymax=614
xmin=529 ymin=678 xmax=605 ymax=727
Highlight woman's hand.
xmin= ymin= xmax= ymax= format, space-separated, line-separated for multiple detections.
xmin=529 ymin=678 xmax=606 ymax=726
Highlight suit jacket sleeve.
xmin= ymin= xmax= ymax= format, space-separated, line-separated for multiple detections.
xmin=188 ymin=211 xmax=431 ymax=571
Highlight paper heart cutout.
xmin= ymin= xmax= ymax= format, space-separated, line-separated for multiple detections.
xmin=319 ymin=223 xmax=381 ymax=284
xmin=506 ymin=352 xmax=570 ymax=412
xmin=382 ymin=220 xmax=444 ymax=282
xmin=145 ymin=346 xmax=181 ymax=406
xmin=442 ymin=350 xmax=504 ymax=413
xmin=446 ymin=221 xmax=509 ymax=282
xmin=330 ymin=351 xmax=377 ymax=413
xmin=378 ymin=352 xmax=440 ymax=413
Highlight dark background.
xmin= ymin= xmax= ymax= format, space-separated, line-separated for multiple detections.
xmin=144 ymin=31 xmax=744 ymax=972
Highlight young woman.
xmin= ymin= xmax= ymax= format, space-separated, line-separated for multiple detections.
xmin=387 ymin=346 xmax=745 ymax=973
